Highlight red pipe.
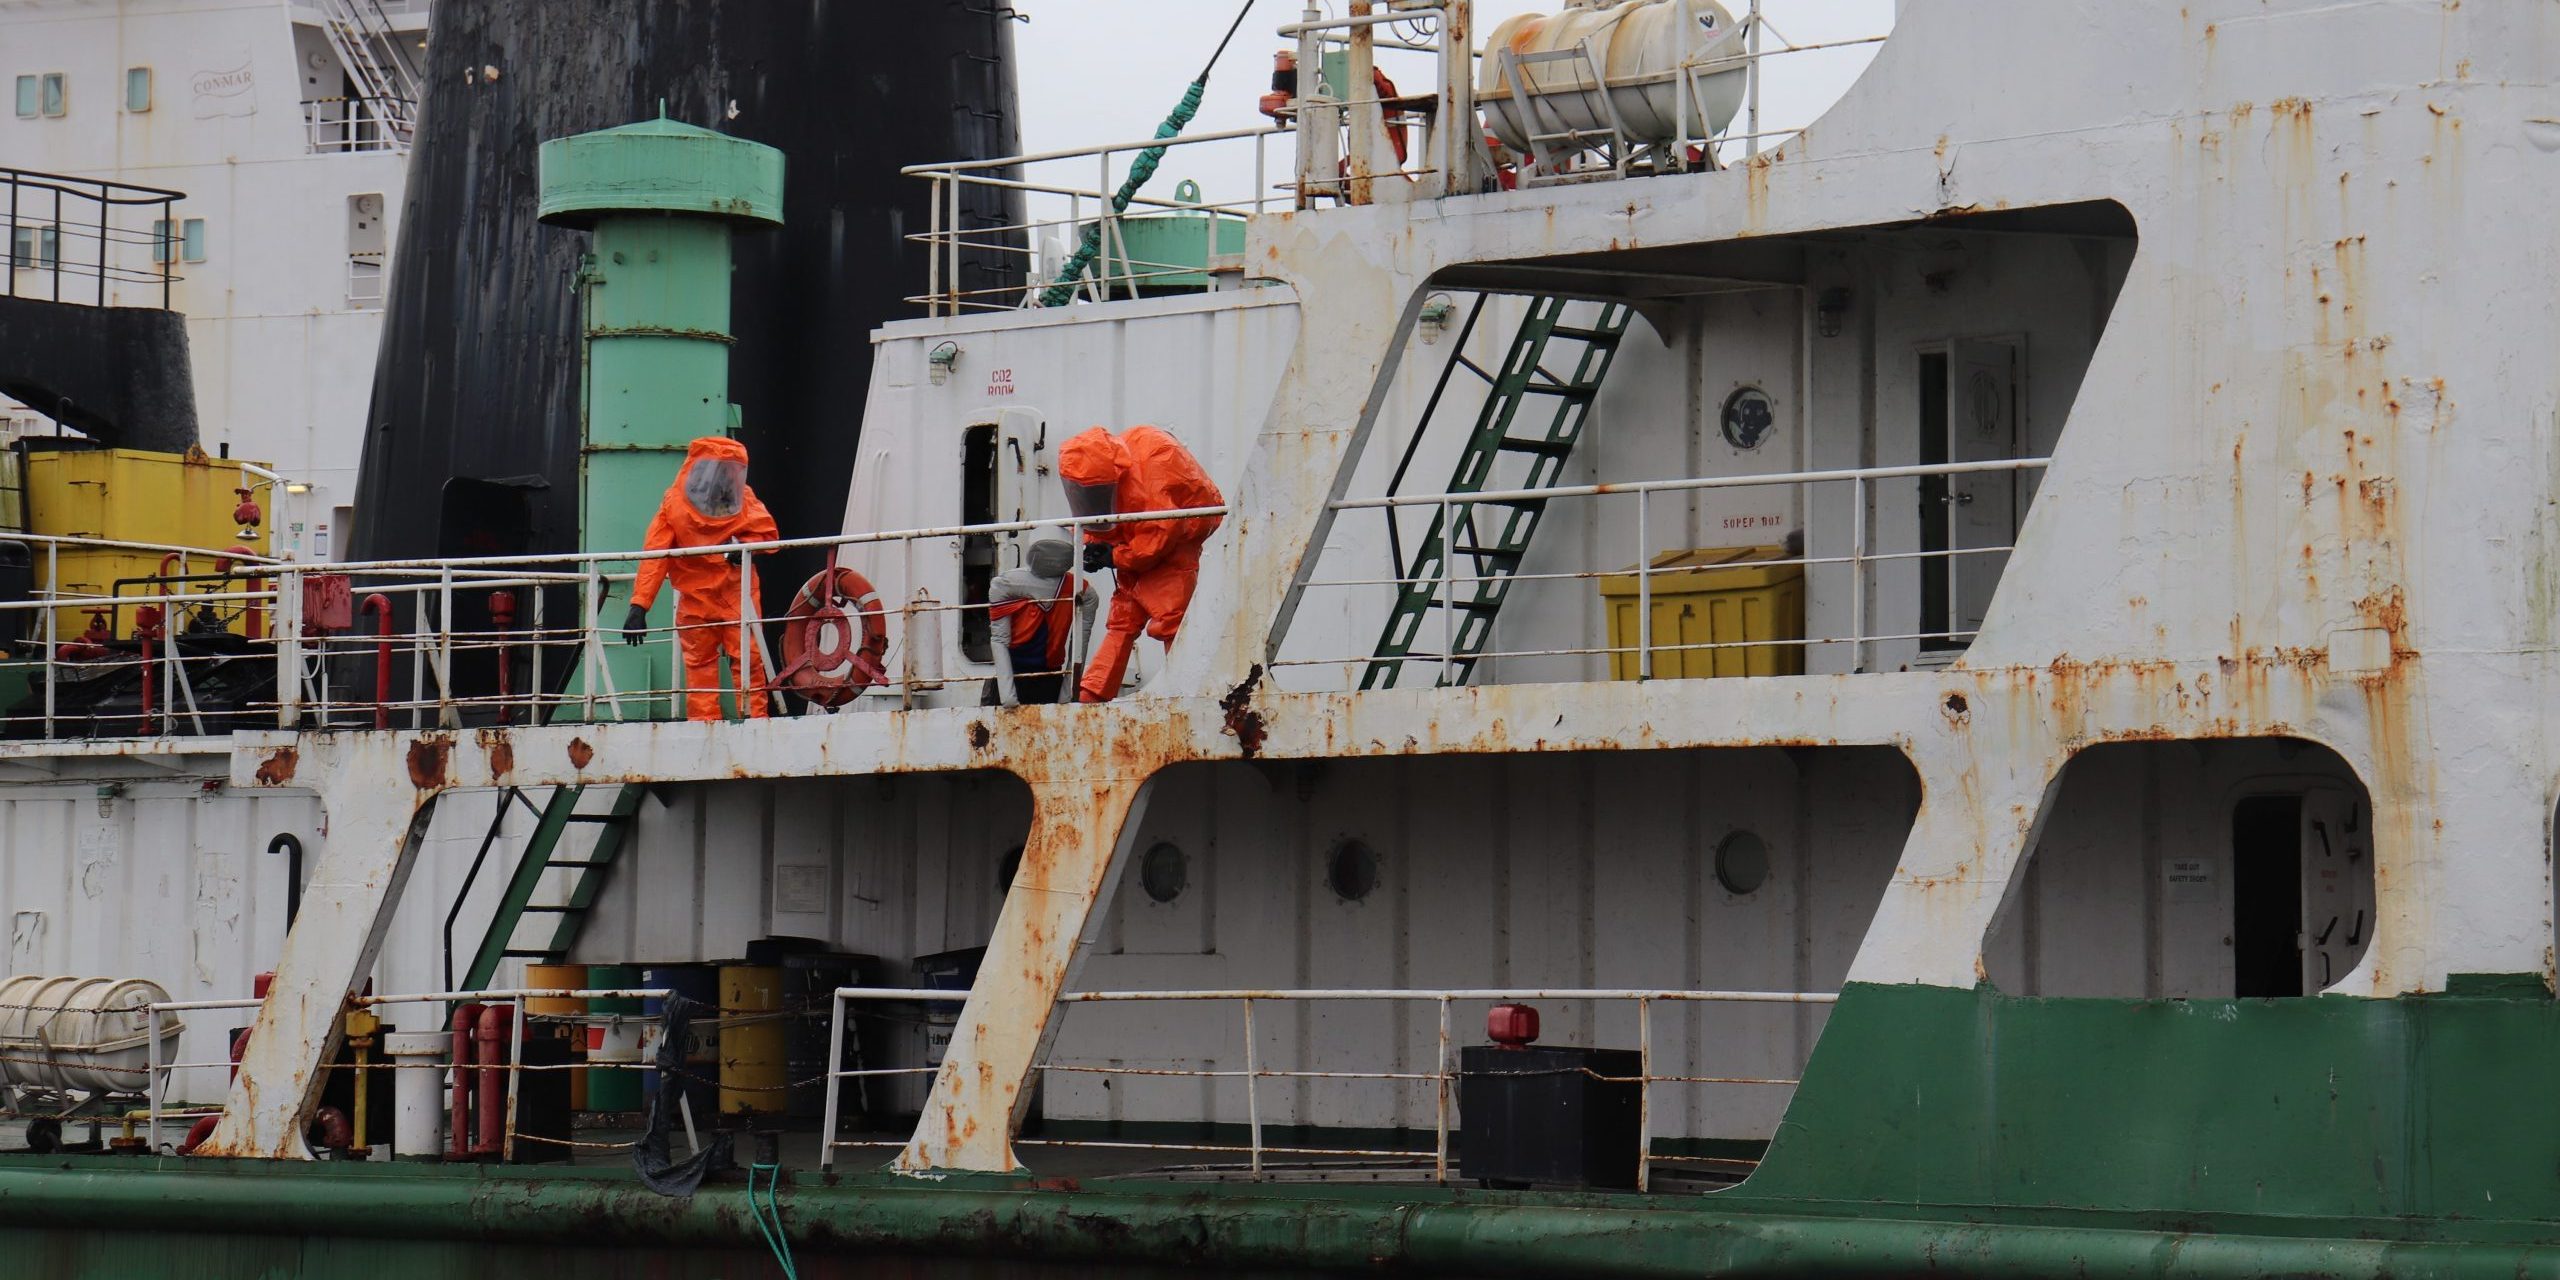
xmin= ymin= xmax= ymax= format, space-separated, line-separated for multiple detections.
xmin=220 ymin=546 xmax=264 ymax=641
xmin=135 ymin=604 xmax=162 ymax=736
xmin=447 ymin=1003 xmax=481 ymax=1160
xmin=472 ymin=1004 xmax=513 ymax=1158
xmin=362 ymin=593 xmax=393 ymax=730
xmin=488 ymin=590 xmax=517 ymax=725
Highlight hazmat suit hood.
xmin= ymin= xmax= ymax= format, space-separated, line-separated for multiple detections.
xmin=660 ymin=436 xmax=765 ymax=537
xmin=1060 ymin=427 xmax=1130 ymax=519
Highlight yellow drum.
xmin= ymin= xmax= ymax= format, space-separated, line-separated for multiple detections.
xmin=524 ymin=964 xmax=589 ymax=1111
xmin=718 ymin=964 xmax=786 ymax=1115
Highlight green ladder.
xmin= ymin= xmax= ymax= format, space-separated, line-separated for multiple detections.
xmin=451 ymin=785 xmax=646 ymax=991
xmin=1362 ymin=296 xmax=1634 ymax=689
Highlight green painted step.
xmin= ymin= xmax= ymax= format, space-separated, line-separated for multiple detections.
xmin=1364 ymin=296 xmax=1633 ymax=690
xmin=460 ymin=784 xmax=645 ymax=991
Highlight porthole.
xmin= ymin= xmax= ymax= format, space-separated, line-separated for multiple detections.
xmin=1326 ymin=839 xmax=1379 ymax=902
xmin=997 ymin=845 xmax=1023 ymax=892
xmin=1140 ymin=841 xmax=1189 ymax=904
xmin=1714 ymin=830 xmax=1770 ymax=896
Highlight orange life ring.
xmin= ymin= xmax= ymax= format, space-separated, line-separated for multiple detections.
xmin=778 ymin=567 xmax=891 ymax=708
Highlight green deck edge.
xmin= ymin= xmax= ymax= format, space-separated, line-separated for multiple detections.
xmin=12 ymin=980 xmax=2560 ymax=1276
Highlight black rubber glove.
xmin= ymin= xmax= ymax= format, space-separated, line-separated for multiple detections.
xmin=1082 ymin=542 xmax=1112 ymax=574
xmin=621 ymin=603 xmax=649 ymax=646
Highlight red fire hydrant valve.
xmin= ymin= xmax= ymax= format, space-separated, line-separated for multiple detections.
xmin=1487 ymin=1003 xmax=1540 ymax=1048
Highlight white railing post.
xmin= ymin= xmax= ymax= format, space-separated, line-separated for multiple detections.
xmin=1433 ymin=996 xmax=1451 ymax=1184
xmin=274 ymin=567 xmax=304 ymax=729
xmin=1636 ymin=996 xmax=1653 ymax=1192
xmin=436 ymin=565 xmax=457 ymax=727
xmin=1636 ymin=488 xmax=1653 ymax=680
xmin=502 ymin=994 xmax=525 ymax=1163
xmin=1745 ymin=0 xmax=1763 ymax=159
xmin=41 ymin=540 xmax=56 ymax=739
xmin=145 ymin=1004 xmax=161 ymax=1152
xmin=819 ymin=989 xmax=848 ymax=1170
xmin=736 ymin=548 xmax=754 ymax=719
xmin=926 ymin=174 xmax=944 ymax=315
xmin=1242 ymin=997 xmax=1262 ymax=1180
xmin=529 ymin=582 xmax=545 ymax=723
xmin=579 ymin=571 xmax=601 ymax=723
xmin=1849 ymin=475 xmax=1866 ymax=673
xmin=1437 ymin=499 xmax=1455 ymax=685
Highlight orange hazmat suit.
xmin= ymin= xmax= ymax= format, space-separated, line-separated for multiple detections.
xmin=627 ymin=436 xmax=779 ymax=721
xmin=1059 ymin=425 xmax=1223 ymax=702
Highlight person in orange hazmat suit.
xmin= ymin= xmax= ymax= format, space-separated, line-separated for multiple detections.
xmin=1059 ymin=425 xmax=1223 ymax=702
xmin=621 ymin=436 xmax=779 ymax=721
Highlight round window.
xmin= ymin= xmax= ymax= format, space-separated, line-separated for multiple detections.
xmin=1714 ymin=830 xmax=1771 ymax=896
xmin=1327 ymin=839 xmax=1380 ymax=902
xmin=1140 ymin=841 xmax=1189 ymax=903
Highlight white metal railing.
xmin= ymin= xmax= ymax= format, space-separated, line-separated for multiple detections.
xmin=126 ymin=987 xmax=679 ymax=1160
xmin=904 ymin=124 xmax=1297 ymax=315
xmin=1296 ymin=457 xmax=2051 ymax=685
xmin=0 ymin=506 xmax=1223 ymax=740
xmin=818 ymin=986 xmax=1836 ymax=1188
xmin=301 ymin=97 xmax=407 ymax=155
xmin=903 ymin=3 xmax=1890 ymax=314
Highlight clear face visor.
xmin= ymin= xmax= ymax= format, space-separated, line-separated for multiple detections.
xmin=684 ymin=459 xmax=746 ymax=518
xmin=1062 ymin=477 xmax=1116 ymax=520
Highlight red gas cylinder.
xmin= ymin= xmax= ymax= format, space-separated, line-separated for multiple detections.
xmin=1487 ymin=1003 xmax=1540 ymax=1048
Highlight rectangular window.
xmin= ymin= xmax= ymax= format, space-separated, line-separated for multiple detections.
xmin=37 ymin=227 xmax=57 ymax=268
xmin=180 ymin=217 xmax=205 ymax=263
xmin=40 ymin=72 xmax=64 ymax=117
xmin=124 ymin=67 xmax=151 ymax=113
xmin=8 ymin=226 xmax=30 ymax=269
xmin=152 ymin=219 xmax=173 ymax=264
xmin=13 ymin=75 xmax=35 ymax=118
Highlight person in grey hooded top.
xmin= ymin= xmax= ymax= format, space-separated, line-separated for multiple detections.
xmin=984 ymin=538 xmax=1099 ymax=706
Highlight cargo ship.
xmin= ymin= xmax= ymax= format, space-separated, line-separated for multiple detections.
xmin=4 ymin=0 xmax=2555 ymax=1276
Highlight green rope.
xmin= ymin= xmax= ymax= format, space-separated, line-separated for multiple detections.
xmin=1037 ymin=79 xmax=1207 ymax=308
xmin=747 ymin=1162 xmax=798 ymax=1280
xmin=1036 ymin=0 xmax=1255 ymax=307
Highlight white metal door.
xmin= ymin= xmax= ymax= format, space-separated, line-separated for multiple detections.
xmin=2299 ymin=788 xmax=2373 ymax=992
xmin=989 ymin=405 xmax=1047 ymax=569
xmin=1945 ymin=338 xmax=2022 ymax=642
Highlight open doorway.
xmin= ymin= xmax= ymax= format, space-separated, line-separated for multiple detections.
xmin=2230 ymin=796 xmax=2303 ymax=997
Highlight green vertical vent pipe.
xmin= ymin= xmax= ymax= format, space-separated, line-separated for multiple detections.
xmin=538 ymin=111 xmax=784 ymax=720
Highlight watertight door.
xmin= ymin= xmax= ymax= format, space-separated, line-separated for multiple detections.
xmin=1944 ymin=338 xmax=2023 ymax=643
xmin=2298 ymin=788 xmax=2374 ymax=993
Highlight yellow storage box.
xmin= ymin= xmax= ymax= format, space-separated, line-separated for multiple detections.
xmin=22 ymin=445 xmax=271 ymax=637
xmin=1598 ymin=545 xmax=1803 ymax=680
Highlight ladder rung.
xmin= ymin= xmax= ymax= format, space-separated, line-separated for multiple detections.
xmin=1423 ymin=596 xmax=1503 ymax=613
xmin=1498 ymin=436 xmax=1576 ymax=456
xmin=1547 ymin=325 xmax=1620 ymax=342
xmin=1450 ymin=545 xmax=1525 ymax=563
xmin=521 ymin=905 xmax=585 ymax=914
xmin=544 ymin=859 xmax=610 ymax=869
xmin=564 ymin=813 xmax=625 ymax=824
xmin=502 ymin=949 xmax=564 ymax=959
xmin=1514 ymin=382 xmax=1596 ymax=400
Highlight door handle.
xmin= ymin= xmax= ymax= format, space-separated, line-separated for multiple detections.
xmin=1935 ymin=492 xmax=1974 ymax=506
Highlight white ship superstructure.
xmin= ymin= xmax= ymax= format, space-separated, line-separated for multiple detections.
xmin=0 ymin=0 xmax=425 ymax=558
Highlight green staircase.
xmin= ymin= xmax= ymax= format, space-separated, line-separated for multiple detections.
xmin=450 ymin=785 xmax=645 ymax=991
xmin=1362 ymin=296 xmax=1634 ymax=689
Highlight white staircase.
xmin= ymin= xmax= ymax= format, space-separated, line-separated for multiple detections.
xmin=313 ymin=0 xmax=422 ymax=151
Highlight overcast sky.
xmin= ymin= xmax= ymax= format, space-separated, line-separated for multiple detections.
xmin=1004 ymin=0 xmax=1894 ymax=237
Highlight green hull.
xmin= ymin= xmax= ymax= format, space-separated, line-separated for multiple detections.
xmin=12 ymin=982 xmax=2560 ymax=1277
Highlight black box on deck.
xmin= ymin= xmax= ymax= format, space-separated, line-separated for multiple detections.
xmin=511 ymin=1036 xmax=574 ymax=1163
xmin=1458 ymin=1044 xmax=1642 ymax=1190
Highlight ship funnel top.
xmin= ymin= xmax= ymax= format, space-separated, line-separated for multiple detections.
xmin=537 ymin=114 xmax=784 ymax=229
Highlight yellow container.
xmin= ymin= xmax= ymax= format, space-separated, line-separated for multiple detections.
xmin=524 ymin=964 xmax=589 ymax=1112
xmin=1598 ymin=545 xmax=1804 ymax=680
xmin=22 ymin=445 xmax=272 ymax=638
xmin=717 ymin=964 xmax=786 ymax=1116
